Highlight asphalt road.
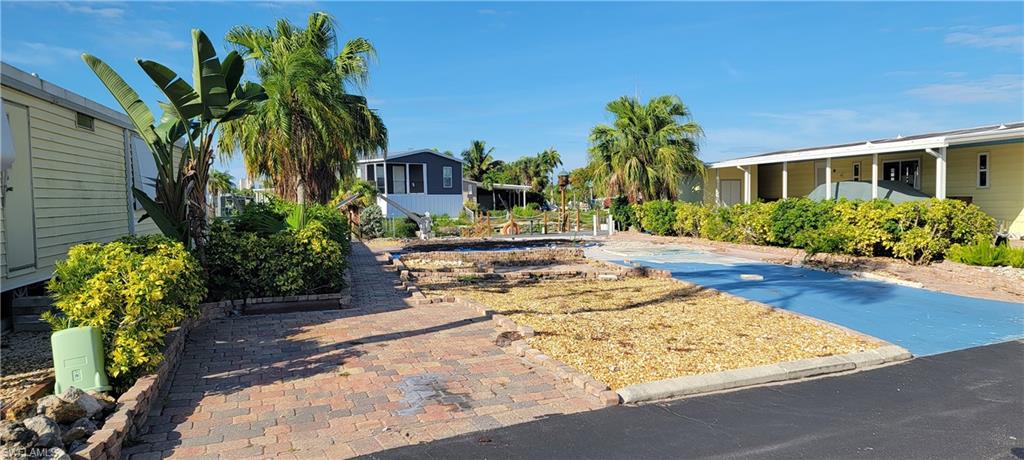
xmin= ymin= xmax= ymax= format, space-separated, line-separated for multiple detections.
xmin=366 ymin=340 xmax=1024 ymax=459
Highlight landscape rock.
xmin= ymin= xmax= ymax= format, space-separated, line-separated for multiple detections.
xmin=23 ymin=415 xmax=62 ymax=448
xmin=0 ymin=420 xmax=37 ymax=447
xmin=57 ymin=387 xmax=103 ymax=418
xmin=60 ymin=418 xmax=96 ymax=444
xmin=36 ymin=395 xmax=85 ymax=424
xmin=86 ymin=390 xmax=116 ymax=412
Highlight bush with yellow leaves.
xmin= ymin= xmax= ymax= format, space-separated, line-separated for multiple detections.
xmin=45 ymin=235 xmax=205 ymax=391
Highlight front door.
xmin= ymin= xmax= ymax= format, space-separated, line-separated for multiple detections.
xmin=2 ymin=102 xmax=36 ymax=273
xmin=720 ymin=179 xmax=741 ymax=206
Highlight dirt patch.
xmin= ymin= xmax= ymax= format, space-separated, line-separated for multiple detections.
xmin=419 ymin=278 xmax=882 ymax=389
xmin=612 ymin=232 xmax=1024 ymax=303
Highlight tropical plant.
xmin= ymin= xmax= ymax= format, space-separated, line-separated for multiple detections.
xmin=587 ymin=95 xmax=704 ymax=202
xmin=359 ymin=204 xmax=385 ymax=238
xmin=83 ymin=30 xmax=265 ymax=249
xmin=220 ymin=12 xmax=388 ymax=204
xmin=45 ymin=236 xmax=205 ymax=390
xmin=462 ymin=140 xmax=504 ymax=183
xmin=208 ymin=170 xmax=235 ymax=196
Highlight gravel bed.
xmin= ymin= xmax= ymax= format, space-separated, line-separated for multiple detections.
xmin=421 ymin=278 xmax=882 ymax=389
xmin=1 ymin=331 xmax=54 ymax=407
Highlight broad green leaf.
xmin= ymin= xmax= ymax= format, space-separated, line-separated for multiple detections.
xmin=81 ymin=54 xmax=158 ymax=145
xmin=192 ymin=29 xmax=230 ymax=119
xmin=138 ymin=60 xmax=203 ymax=120
xmin=132 ymin=187 xmax=187 ymax=243
xmin=221 ymin=51 xmax=244 ymax=96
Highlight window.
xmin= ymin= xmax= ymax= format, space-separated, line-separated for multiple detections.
xmin=978 ymin=153 xmax=989 ymax=188
xmin=390 ymin=164 xmax=406 ymax=194
xmin=75 ymin=112 xmax=94 ymax=131
xmin=373 ymin=164 xmax=386 ymax=193
xmin=852 ymin=162 xmax=861 ymax=181
xmin=443 ymin=166 xmax=453 ymax=188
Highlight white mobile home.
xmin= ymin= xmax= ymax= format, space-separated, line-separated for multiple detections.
xmin=1 ymin=62 xmax=159 ymax=295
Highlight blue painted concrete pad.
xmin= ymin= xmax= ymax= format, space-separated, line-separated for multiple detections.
xmin=611 ymin=257 xmax=1024 ymax=356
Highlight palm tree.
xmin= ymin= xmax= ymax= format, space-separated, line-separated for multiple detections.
xmin=219 ymin=12 xmax=387 ymax=205
xmin=587 ymin=95 xmax=703 ymax=202
xmin=208 ymin=170 xmax=235 ymax=196
xmin=462 ymin=140 xmax=504 ymax=183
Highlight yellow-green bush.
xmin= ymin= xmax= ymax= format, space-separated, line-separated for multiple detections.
xmin=947 ymin=238 xmax=1024 ymax=268
xmin=887 ymin=199 xmax=997 ymax=264
xmin=45 ymin=236 xmax=205 ymax=389
xmin=673 ymin=202 xmax=707 ymax=237
xmin=640 ymin=200 xmax=677 ymax=236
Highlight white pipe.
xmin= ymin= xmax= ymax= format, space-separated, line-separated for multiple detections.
xmin=781 ymin=161 xmax=788 ymax=199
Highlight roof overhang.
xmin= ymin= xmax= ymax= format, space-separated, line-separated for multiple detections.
xmin=462 ymin=179 xmax=531 ymax=191
xmin=709 ymin=124 xmax=1024 ymax=169
xmin=358 ymin=148 xmax=465 ymax=165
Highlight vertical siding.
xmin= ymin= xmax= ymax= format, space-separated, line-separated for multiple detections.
xmin=947 ymin=141 xmax=1024 ymax=234
xmin=2 ymin=87 xmax=131 ymax=288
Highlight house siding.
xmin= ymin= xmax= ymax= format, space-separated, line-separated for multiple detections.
xmin=2 ymin=86 xmax=132 ymax=290
xmin=946 ymin=141 xmax=1024 ymax=234
xmin=706 ymin=139 xmax=1024 ymax=235
xmin=362 ymin=152 xmax=463 ymax=195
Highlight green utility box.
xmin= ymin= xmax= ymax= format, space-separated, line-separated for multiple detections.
xmin=51 ymin=326 xmax=111 ymax=394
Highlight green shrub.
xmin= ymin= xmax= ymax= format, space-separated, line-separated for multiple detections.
xmin=886 ymin=199 xmax=996 ymax=264
xmin=673 ymin=202 xmax=706 ymax=237
xmin=630 ymin=203 xmax=646 ymax=231
xmin=946 ymin=238 xmax=1024 ymax=268
xmin=391 ymin=217 xmax=419 ymax=238
xmin=731 ymin=202 xmax=776 ymax=245
xmin=45 ymin=236 xmax=205 ymax=389
xmin=609 ymin=196 xmax=636 ymax=230
xmin=701 ymin=205 xmax=736 ymax=242
xmin=769 ymin=198 xmax=837 ymax=248
xmin=640 ymin=200 xmax=677 ymax=236
xmin=512 ymin=203 xmax=541 ymax=218
xmin=359 ymin=204 xmax=385 ymax=238
xmin=205 ymin=220 xmax=347 ymax=300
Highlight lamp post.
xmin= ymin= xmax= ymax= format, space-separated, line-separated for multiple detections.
xmin=557 ymin=171 xmax=570 ymax=233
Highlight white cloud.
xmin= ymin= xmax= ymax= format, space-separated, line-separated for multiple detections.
xmin=944 ymin=24 xmax=1023 ymax=51
xmin=3 ymin=42 xmax=82 ymax=67
xmin=906 ymin=74 xmax=1023 ymax=104
xmin=703 ymin=108 xmax=950 ymax=160
xmin=57 ymin=1 xmax=124 ymax=19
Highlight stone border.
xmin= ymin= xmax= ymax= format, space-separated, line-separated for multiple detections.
xmin=386 ymin=250 xmax=915 ymax=407
xmin=239 ymin=267 xmax=352 ymax=315
xmin=72 ymin=301 xmax=234 ymax=460
xmin=617 ymin=346 xmax=911 ymax=404
xmin=453 ymin=297 xmax=621 ymax=407
xmin=381 ymin=251 xmax=619 ymax=406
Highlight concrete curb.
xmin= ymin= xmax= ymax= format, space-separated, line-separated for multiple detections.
xmin=617 ymin=345 xmax=912 ymax=404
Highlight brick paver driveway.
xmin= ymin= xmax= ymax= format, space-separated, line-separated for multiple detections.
xmin=125 ymin=243 xmax=602 ymax=459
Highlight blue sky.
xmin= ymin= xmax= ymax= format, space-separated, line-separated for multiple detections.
xmin=2 ymin=1 xmax=1022 ymax=183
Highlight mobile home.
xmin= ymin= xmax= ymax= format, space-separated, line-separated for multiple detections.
xmin=1 ymin=62 xmax=159 ymax=295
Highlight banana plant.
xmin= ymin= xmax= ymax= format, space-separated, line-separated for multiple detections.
xmin=83 ymin=30 xmax=265 ymax=250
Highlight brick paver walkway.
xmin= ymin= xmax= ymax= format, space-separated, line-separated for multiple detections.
xmin=125 ymin=242 xmax=602 ymax=459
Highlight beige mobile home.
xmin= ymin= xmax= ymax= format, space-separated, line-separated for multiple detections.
xmin=1 ymin=62 xmax=160 ymax=296
xmin=704 ymin=123 xmax=1024 ymax=236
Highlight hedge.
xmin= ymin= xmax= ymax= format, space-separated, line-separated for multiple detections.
xmin=45 ymin=236 xmax=206 ymax=390
xmin=631 ymin=197 xmax=996 ymax=265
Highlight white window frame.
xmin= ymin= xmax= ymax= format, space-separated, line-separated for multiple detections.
xmin=407 ymin=163 xmax=427 ymax=194
xmin=851 ymin=161 xmax=861 ymax=181
xmin=373 ymin=164 xmax=386 ymax=193
xmin=390 ymin=163 xmax=407 ymax=194
xmin=977 ymin=152 xmax=989 ymax=188
xmin=442 ymin=166 xmax=453 ymax=188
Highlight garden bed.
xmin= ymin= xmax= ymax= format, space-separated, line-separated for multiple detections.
xmin=418 ymin=277 xmax=883 ymax=390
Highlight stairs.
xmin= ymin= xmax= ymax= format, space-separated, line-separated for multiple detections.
xmin=12 ymin=296 xmax=53 ymax=332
